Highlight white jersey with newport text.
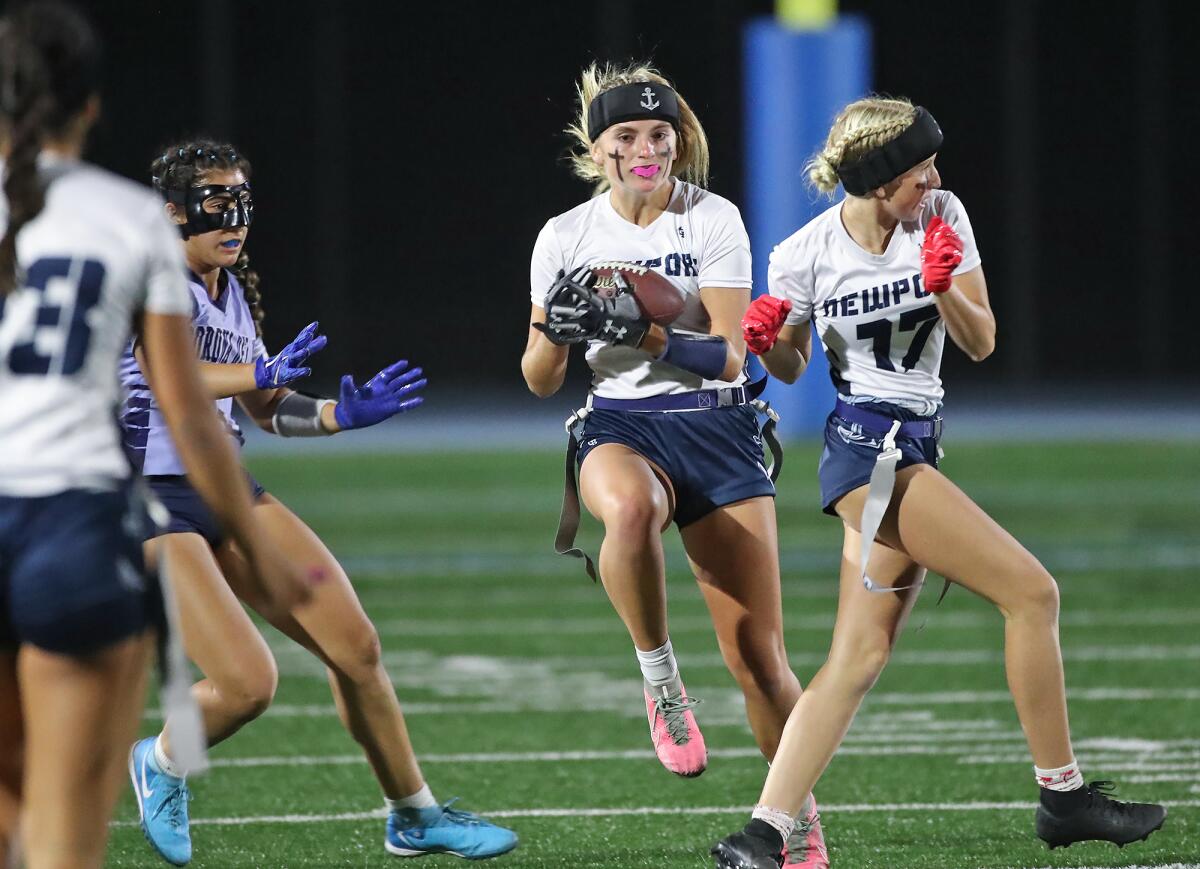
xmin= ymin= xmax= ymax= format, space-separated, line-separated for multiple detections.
xmin=0 ymin=156 xmax=192 ymax=497
xmin=531 ymin=179 xmax=753 ymax=400
xmin=768 ymin=189 xmax=981 ymax=412
xmin=119 ymin=269 xmax=265 ymax=476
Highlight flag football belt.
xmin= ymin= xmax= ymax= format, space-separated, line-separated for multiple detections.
xmin=553 ymin=378 xmax=782 ymax=581
xmin=835 ymin=398 xmax=950 ymax=600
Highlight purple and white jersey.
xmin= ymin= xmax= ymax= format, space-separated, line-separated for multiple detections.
xmin=119 ymin=268 xmax=265 ymax=475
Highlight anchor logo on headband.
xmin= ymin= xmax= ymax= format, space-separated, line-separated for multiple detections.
xmin=640 ymin=87 xmax=660 ymax=110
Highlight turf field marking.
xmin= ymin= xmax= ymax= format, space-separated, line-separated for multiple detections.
xmin=143 ymin=686 xmax=1200 ymax=720
xmin=111 ymin=799 xmax=1200 ymax=827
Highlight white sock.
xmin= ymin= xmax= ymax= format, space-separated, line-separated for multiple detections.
xmin=153 ymin=736 xmax=186 ymax=780
xmin=635 ymin=639 xmax=679 ymax=687
xmin=386 ymin=783 xmax=437 ymax=813
xmin=1035 ymin=760 xmax=1083 ymax=792
xmin=752 ymin=803 xmax=795 ymax=841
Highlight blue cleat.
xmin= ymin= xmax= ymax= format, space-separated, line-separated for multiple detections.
xmin=128 ymin=737 xmax=192 ymax=866
xmin=385 ymin=799 xmax=518 ymax=860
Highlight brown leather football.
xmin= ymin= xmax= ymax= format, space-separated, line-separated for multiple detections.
xmin=590 ymin=261 xmax=686 ymax=326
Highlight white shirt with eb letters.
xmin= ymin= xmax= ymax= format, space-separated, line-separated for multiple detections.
xmin=531 ymin=179 xmax=752 ymax=400
xmin=0 ymin=156 xmax=192 ymax=496
xmin=767 ymin=189 xmax=981 ymax=413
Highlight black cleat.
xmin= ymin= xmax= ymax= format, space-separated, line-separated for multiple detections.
xmin=1035 ymin=781 xmax=1167 ymax=849
xmin=712 ymin=827 xmax=784 ymax=869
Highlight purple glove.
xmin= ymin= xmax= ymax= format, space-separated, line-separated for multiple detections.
xmin=333 ymin=360 xmax=426 ymax=431
xmin=254 ymin=321 xmax=327 ymax=389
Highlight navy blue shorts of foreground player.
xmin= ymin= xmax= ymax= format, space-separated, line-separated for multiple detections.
xmin=576 ymin=404 xmax=775 ymax=528
xmin=146 ymin=473 xmax=266 ymax=548
xmin=0 ymin=483 xmax=162 ymax=654
xmin=818 ymin=399 xmax=942 ymax=515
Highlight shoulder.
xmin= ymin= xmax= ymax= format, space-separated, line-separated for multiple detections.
xmin=772 ymin=199 xmax=841 ymax=265
xmin=543 ymin=196 xmax=603 ymax=238
xmin=50 ymin=161 xmax=163 ymax=217
xmin=924 ymin=188 xmax=970 ymax=225
xmin=676 ymin=181 xmax=743 ymax=225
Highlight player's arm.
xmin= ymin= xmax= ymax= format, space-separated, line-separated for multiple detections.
xmin=698 ymin=286 xmax=751 ymax=382
xmin=522 ymin=303 xmax=570 ymax=398
xmin=139 ymin=310 xmax=312 ymax=612
xmin=236 ymin=361 xmax=426 ymax=437
xmin=921 ymin=217 xmax=994 ymax=362
xmin=935 ymin=265 xmax=995 ymax=362
xmin=761 ymin=321 xmax=812 ymax=384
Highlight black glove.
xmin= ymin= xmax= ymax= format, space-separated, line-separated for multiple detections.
xmin=533 ymin=267 xmax=601 ymax=346
xmin=533 ymin=267 xmax=648 ymax=348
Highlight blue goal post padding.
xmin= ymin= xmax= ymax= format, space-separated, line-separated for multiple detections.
xmin=743 ymin=15 xmax=872 ymax=437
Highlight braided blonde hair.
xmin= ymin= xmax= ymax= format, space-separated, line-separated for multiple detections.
xmin=566 ymin=61 xmax=710 ymax=195
xmin=806 ymin=96 xmax=918 ymax=196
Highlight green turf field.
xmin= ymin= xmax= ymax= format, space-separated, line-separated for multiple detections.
xmin=106 ymin=440 xmax=1199 ymax=867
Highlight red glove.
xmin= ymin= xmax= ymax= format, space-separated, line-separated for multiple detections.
xmin=741 ymin=296 xmax=792 ymax=355
xmin=920 ymin=215 xmax=964 ymax=294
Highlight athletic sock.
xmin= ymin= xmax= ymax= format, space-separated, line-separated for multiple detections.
xmin=747 ymin=808 xmax=791 ymax=848
xmin=635 ymin=639 xmax=679 ymax=687
xmin=152 ymin=735 xmax=186 ymax=780
xmin=386 ymin=783 xmax=438 ymax=814
xmin=1036 ymin=760 xmax=1087 ymax=812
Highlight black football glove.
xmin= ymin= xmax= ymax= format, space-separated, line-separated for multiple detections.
xmin=593 ymin=270 xmax=649 ymax=348
xmin=533 ymin=267 xmax=602 ymax=346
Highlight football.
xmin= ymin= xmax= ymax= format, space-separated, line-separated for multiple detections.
xmin=590 ymin=261 xmax=686 ymax=326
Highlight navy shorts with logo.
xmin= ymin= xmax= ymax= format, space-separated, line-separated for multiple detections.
xmin=576 ymin=404 xmax=775 ymax=528
xmin=0 ymin=483 xmax=162 ymax=654
xmin=818 ymin=400 xmax=941 ymax=515
xmin=146 ymin=474 xmax=266 ymax=548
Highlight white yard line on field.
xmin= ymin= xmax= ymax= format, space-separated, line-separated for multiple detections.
xmin=110 ymin=799 xmax=1200 ymax=828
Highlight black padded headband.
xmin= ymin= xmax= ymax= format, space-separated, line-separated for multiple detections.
xmin=587 ymin=81 xmax=680 ymax=141
xmin=835 ymin=106 xmax=943 ymax=196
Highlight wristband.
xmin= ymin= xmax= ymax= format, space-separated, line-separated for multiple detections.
xmin=657 ymin=329 xmax=728 ymax=380
xmin=271 ymin=391 xmax=336 ymax=437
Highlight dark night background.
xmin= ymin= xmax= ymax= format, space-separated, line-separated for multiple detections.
xmin=78 ymin=0 xmax=1197 ymax=400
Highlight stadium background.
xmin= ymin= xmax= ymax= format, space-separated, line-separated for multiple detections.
xmin=79 ymin=1 xmax=1199 ymax=866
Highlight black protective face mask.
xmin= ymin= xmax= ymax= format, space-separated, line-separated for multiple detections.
xmin=167 ymin=182 xmax=253 ymax=238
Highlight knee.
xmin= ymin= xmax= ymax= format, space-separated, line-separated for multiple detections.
xmin=1004 ymin=569 xmax=1060 ymax=624
xmin=826 ymin=639 xmax=892 ymax=697
xmin=328 ymin=623 xmax=383 ymax=683
xmin=722 ymin=631 xmax=795 ymax=698
xmin=600 ymin=491 xmax=666 ymax=541
xmin=222 ymin=657 xmax=278 ymax=722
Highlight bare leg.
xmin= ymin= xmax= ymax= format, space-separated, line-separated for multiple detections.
xmin=18 ymin=634 xmax=152 ymax=869
xmin=149 ymin=534 xmax=277 ymax=758
xmin=0 ymin=653 xmax=21 ymax=867
xmin=680 ymin=497 xmax=800 ymax=759
xmin=218 ymin=495 xmax=423 ymax=800
xmin=760 ymin=528 xmax=923 ymax=813
xmin=578 ymin=444 xmax=675 ymax=650
xmin=857 ymin=464 xmax=1073 ymax=769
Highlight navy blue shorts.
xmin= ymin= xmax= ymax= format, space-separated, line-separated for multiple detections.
xmin=818 ymin=401 xmax=941 ymax=516
xmin=576 ymin=404 xmax=775 ymax=528
xmin=0 ymin=483 xmax=162 ymax=654
xmin=146 ymin=474 xmax=266 ymax=548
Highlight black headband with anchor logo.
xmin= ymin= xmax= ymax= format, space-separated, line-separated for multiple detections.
xmin=587 ymin=81 xmax=681 ymax=141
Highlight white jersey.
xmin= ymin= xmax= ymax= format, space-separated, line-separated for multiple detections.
xmin=768 ymin=189 xmax=981 ymax=412
xmin=531 ymin=179 xmax=753 ymax=400
xmin=0 ymin=156 xmax=192 ymax=496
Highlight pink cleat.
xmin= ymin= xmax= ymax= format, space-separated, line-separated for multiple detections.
xmin=783 ymin=800 xmax=829 ymax=869
xmin=643 ymin=678 xmax=707 ymax=777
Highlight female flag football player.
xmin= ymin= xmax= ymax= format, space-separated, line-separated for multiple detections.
xmin=118 ymin=140 xmax=517 ymax=865
xmin=521 ymin=62 xmax=828 ymax=868
xmin=0 ymin=4 xmax=312 ymax=868
xmin=711 ymin=97 xmax=1166 ymax=868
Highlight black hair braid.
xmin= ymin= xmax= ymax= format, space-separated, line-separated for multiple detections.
xmin=150 ymin=139 xmax=260 ymax=335
xmin=0 ymin=2 xmax=101 ymax=295
xmin=233 ymin=250 xmax=263 ymax=337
